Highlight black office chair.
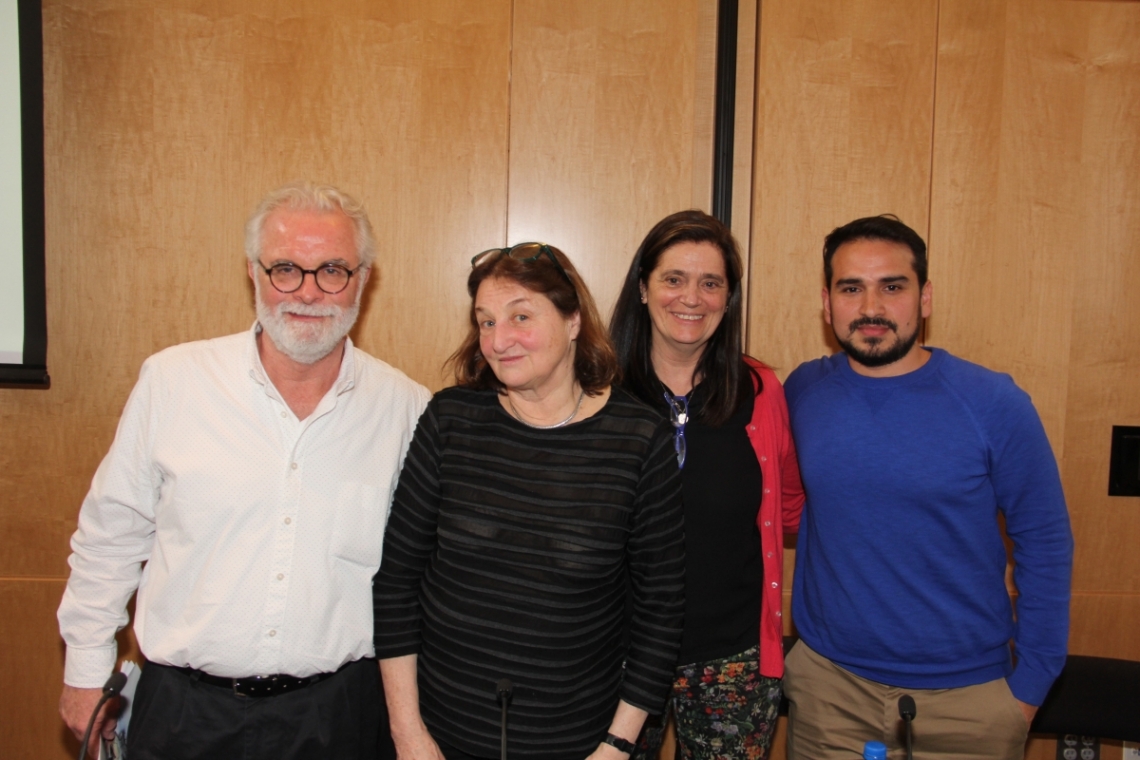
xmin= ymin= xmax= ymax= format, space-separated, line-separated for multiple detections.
xmin=1030 ymin=654 xmax=1140 ymax=742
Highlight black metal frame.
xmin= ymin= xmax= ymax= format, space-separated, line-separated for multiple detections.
xmin=712 ymin=0 xmax=740 ymax=228
xmin=1 ymin=0 xmax=48 ymax=387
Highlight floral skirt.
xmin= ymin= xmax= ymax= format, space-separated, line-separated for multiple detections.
xmin=636 ymin=645 xmax=782 ymax=760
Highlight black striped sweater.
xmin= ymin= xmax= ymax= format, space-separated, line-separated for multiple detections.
xmin=373 ymin=386 xmax=685 ymax=759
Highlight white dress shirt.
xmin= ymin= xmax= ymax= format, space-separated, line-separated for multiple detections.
xmin=58 ymin=325 xmax=430 ymax=687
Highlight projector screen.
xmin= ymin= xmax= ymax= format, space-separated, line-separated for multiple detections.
xmin=0 ymin=0 xmax=47 ymax=386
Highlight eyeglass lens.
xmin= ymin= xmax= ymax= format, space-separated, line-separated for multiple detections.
xmin=267 ymin=264 xmax=352 ymax=294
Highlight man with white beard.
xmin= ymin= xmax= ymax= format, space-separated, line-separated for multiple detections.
xmin=57 ymin=183 xmax=430 ymax=760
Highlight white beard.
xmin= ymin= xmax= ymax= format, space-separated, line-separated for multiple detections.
xmin=255 ymin=281 xmax=361 ymax=365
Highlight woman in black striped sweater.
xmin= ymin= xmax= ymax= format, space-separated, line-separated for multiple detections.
xmin=373 ymin=244 xmax=685 ymax=760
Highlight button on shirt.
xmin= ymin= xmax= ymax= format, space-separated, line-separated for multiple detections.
xmin=58 ymin=326 xmax=430 ymax=687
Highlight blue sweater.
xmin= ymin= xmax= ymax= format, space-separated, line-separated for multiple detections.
xmin=784 ymin=348 xmax=1073 ymax=705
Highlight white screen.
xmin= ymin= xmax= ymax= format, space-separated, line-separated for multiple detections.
xmin=0 ymin=0 xmax=25 ymax=364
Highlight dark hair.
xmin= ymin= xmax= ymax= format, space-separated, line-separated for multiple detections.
xmin=609 ymin=210 xmax=757 ymax=426
xmin=448 ymin=245 xmax=617 ymax=395
xmin=823 ymin=214 xmax=928 ymax=288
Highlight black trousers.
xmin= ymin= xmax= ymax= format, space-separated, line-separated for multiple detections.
xmin=127 ymin=659 xmax=395 ymax=760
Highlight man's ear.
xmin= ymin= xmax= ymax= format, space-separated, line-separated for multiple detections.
xmin=822 ymin=285 xmax=833 ymax=326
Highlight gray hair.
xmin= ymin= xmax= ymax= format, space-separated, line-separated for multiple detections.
xmin=244 ymin=182 xmax=377 ymax=268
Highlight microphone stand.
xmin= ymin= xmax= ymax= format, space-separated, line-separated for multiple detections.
xmin=78 ymin=671 xmax=128 ymax=760
xmin=496 ymin=678 xmax=513 ymax=760
xmin=898 ymin=694 xmax=916 ymax=760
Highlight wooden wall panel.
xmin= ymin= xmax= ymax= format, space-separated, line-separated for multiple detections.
xmin=0 ymin=580 xmax=72 ymax=759
xmin=929 ymin=0 xmax=1086 ymax=450
xmin=747 ymin=0 xmax=939 ymax=375
xmin=750 ymin=0 xmax=1140 ymax=754
xmin=0 ymin=1 xmax=512 ymax=754
xmin=930 ymin=0 xmax=1140 ymax=662
xmin=3 ymin=1 xmax=718 ymax=755
xmin=506 ymin=0 xmax=705 ymax=315
xmin=0 ymin=0 xmax=511 ymax=580
xmin=1061 ymin=2 xmax=1140 ymax=600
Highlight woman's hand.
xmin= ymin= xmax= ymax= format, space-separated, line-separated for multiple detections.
xmin=583 ymin=700 xmax=647 ymax=760
xmin=391 ymin=725 xmax=446 ymax=760
xmin=379 ymin=655 xmax=446 ymax=760
xmin=584 ymin=741 xmax=632 ymax=760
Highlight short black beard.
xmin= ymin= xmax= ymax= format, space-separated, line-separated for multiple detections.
xmin=834 ymin=317 xmax=921 ymax=369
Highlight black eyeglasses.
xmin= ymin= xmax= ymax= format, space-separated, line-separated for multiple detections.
xmin=258 ymin=261 xmax=363 ymax=294
xmin=471 ymin=242 xmax=573 ymax=286
xmin=663 ymin=391 xmax=689 ymax=469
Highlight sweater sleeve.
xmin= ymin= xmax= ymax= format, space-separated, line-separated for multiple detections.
xmin=619 ymin=419 xmax=686 ymax=714
xmin=372 ymin=399 xmax=442 ymax=658
xmin=986 ymin=382 xmax=1074 ymax=705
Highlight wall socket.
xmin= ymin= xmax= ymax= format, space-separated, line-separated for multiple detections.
xmin=1122 ymin=741 xmax=1140 ymax=759
xmin=1056 ymin=735 xmax=1099 ymax=760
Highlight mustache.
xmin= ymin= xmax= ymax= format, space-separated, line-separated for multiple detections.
xmin=278 ymin=302 xmax=341 ymax=317
xmin=848 ymin=317 xmax=897 ymax=333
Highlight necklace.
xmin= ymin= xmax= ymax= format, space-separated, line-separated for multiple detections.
xmin=507 ymin=389 xmax=586 ymax=429
xmin=662 ymin=389 xmax=689 ymax=469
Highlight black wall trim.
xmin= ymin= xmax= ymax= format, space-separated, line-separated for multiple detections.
xmin=712 ymin=0 xmax=739 ymax=227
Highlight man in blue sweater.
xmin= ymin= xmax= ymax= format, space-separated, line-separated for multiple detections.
xmin=782 ymin=215 xmax=1073 ymax=759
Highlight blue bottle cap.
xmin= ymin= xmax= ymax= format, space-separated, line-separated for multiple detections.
xmin=863 ymin=741 xmax=887 ymax=760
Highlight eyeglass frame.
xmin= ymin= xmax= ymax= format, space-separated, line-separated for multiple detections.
xmin=257 ymin=260 xmax=364 ymax=295
xmin=470 ymin=242 xmax=574 ymax=287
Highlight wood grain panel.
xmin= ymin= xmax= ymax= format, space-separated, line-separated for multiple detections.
xmin=1060 ymin=1 xmax=1140 ymax=596
xmin=0 ymin=579 xmax=76 ymax=759
xmin=690 ymin=0 xmax=717 ymax=214
xmin=747 ymin=0 xmax=939 ymax=375
xmin=928 ymin=0 xmax=1089 ymax=451
xmin=1069 ymin=592 xmax=1140 ymax=661
xmin=506 ymin=0 xmax=704 ymax=316
xmin=0 ymin=579 xmax=141 ymax=758
xmin=0 ymin=0 xmax=511 ymax=579
xmin=930 ymin=0 xmax=1140 ymax=664
xmin=732 ymin=0 xmax=759 ymax=313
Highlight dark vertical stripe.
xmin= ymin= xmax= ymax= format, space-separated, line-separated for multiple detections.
xmin=712 ymin=0 xmax=739 ymax=227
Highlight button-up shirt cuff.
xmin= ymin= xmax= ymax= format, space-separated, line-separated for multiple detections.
xmin=64 ymin=645 xmax=118 ymax=689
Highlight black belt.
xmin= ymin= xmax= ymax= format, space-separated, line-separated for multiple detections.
xmin=170 ymin=662 xmax=346 ymax=698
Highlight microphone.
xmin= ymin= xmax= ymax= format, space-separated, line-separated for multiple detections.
xmin=104 ymin=671 xmax=129 ymax=697
xmin=898 ymin=694 xmax=916 ymax=760
xmin=496 ymin=679 xmax=513 ymax=760
xmin=78 ymin=671 xmax=128 ymax=760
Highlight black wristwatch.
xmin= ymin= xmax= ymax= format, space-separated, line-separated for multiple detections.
xmin=602 ymin=733 xmax=637 ymax=755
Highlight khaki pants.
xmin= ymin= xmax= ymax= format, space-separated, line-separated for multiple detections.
xmin=783 ymin=642 xmax=1029 ymax=760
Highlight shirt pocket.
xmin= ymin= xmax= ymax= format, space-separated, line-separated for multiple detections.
xmin=330 ymin=481 xmax=385 ymax=569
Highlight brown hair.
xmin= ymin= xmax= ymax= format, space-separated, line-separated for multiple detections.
xmin=448 ymin=245 xmax=618 ymax=395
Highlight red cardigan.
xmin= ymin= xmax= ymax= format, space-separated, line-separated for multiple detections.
xmin=744 ymin=357 xmax=805 ymax=679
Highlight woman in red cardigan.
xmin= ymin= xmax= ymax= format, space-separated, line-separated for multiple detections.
xmin=609 ymin=210 xmax=804 ymax=759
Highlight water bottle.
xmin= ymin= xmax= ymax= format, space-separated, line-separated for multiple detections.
xmin=863 ymin=741 xmax=887 ymax=760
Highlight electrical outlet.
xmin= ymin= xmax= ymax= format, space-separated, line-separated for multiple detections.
xmin=1056 ymin=735 xmax=1099 ymax=760
xmin=1122 ymin=741 xmax=1140 ymax=759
